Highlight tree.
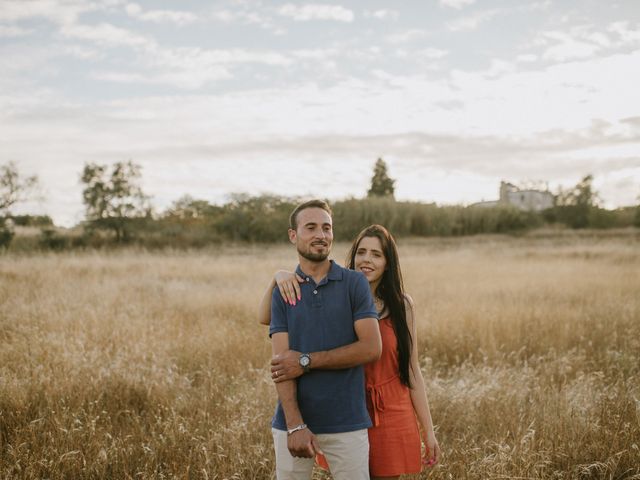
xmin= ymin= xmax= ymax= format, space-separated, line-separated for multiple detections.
xmin=1 ymin=162 xmax=38 ymax=214
xmin=80 ymin=161 xmax=150 ymax=242
xmin=165 ymin=195 xmax=216 ymax=220
xmin=1 ymin=162 xmax=39 ymax=249
xmin=554 ymin=174 xmax=599 ymax=228
xmin=555 ymin=174 xmax=599 ymax=208
xmin=367 ymin=158 xmax=395 ymax=199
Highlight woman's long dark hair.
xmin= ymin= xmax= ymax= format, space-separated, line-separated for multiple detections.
xmin=346 ymin=225 xmax=413 ymax=388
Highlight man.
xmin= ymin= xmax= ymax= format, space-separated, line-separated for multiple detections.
xmin=269 ymin=199 xmax=382 ymax=480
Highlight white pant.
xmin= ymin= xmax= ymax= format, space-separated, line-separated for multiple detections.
xmin=272 ymin=428 xmax=369 ymax=480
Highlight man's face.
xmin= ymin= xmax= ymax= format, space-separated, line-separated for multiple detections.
xmin=289 ymin=207 xmax=333 ymax=262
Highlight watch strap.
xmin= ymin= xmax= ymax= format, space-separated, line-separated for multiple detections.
xmin=299 ymin=353 xmax=311 ymax=373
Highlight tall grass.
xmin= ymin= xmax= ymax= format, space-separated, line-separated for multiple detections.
xmin=1 ymin=233 xmax=639 ymax=479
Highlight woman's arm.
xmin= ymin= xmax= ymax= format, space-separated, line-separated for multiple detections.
xmin=257 ymin=271 xmax=304 ymax=325
xmin=406 ymin=294 xmax=441 ymax=467
xmin=257 ymin=277 xmax=277 ymax=326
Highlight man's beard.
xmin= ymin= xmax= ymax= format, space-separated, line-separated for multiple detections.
xmin=298 ymin=243 xmax=331 ymax=262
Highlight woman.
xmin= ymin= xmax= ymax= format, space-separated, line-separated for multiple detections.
xmin=259 ymin=225 xmax=440 ymax=479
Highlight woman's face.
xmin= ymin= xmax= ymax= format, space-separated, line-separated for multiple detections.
xmin=354 ymin=235 xmax=387 ymax=286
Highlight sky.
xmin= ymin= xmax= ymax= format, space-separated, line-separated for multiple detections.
xmin=1 ymin=0 xmax=640 ymax=227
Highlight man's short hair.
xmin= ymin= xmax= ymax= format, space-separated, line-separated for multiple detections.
xmin=289 ymin=199 xmax=333 ymax=230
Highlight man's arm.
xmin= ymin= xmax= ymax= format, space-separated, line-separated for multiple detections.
xmin=271 ymin=332 xmax=321 ymax=458
xmin=270 ymin=317 xmax=381 ymax=382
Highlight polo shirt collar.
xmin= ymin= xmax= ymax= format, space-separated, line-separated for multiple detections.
xmin=296 ymin=260 xmax=343 ymax=284
xmin=327 ymin=260 xmax=343 ymax=280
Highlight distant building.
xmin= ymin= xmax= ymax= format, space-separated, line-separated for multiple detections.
xmin=472 ymin=181 xmax=554 ymax=212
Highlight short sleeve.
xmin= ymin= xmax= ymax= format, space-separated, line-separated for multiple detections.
xmin=351 ymin=272 xmax=378 ymax=322
xmin=269 ymin=287 xmax=288 ymax=337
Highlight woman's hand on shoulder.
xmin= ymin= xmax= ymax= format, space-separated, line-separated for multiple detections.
xmin=275 ymin=270 xmax=304 ymax=306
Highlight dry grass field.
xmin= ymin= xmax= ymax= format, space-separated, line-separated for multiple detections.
xmin=1 ymin=230 xmax=639 ymax=479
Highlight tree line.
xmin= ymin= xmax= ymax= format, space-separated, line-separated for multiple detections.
xmin=1 ymin=159 xmax=639 ymax=251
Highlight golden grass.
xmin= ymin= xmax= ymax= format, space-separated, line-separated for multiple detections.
xmin=1 ymin=233 xmax=639 ymax=479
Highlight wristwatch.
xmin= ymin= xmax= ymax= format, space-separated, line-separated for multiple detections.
xmin=299 ymin=353 xmax=311 ymax=373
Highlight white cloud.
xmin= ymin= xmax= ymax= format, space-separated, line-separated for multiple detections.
xmin=516 ymin=53 xmax=538 ymax=63
xmin=125 ymin=3 xmax=198 ymax=26
xmin=278 ymin=4 xmax=354 ymax=23
xmin=206 ymin=8 xmax=285 ymax=34
xmin=91 ymin=46 xmax=292 ymax=89
xmin=60 ymin=22 xmax=154 ymax=49
xmin=58 ymin=18 xmax=293 ymax=89
xmin=386 ymin=29 xmax=428 ymax=44
xmin=0 ymin=25 xmax=33 ymax=37
xmin=365 ymin=9 xmax=399 ymax=21
xmin=92 ymin=69 xmax=231 ymax=90
xmin=423 ymin=47 xmax=449 ymax=59
xmin=63 ymin=44 xmax=103 ymax=60
xmin=0 ymin=0 xmax=102 ymax=25
xmin=530 ymin=22 xmax=640 ymax=64
xmin=446 ymin=9 xmax=500 ymax=31
xmin=152 ymin=48 xmax=292 ymax=69
xmin=608 ymin=21 xmax=640 ymax=46
xmin=439 ymin=0 xmax=476 ymax=10
xmin=292 ymin=48 xmax=338 ymax=60
xmin=541 ymin=31 xmax=600 ymax=61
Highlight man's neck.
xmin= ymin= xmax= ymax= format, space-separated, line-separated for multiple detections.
xmin=298 ymin=257 xmax=332 ymax=284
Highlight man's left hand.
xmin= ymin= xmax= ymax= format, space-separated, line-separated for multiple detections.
xmin=271 ymin=350 xmax=303 ymax=383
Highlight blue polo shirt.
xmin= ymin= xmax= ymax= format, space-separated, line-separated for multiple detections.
xmin=269 ymin=260 xmax=378 ymax=434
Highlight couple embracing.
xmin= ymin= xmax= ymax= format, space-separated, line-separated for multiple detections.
xmin=259 ymin=200 xmax=440 ymax=479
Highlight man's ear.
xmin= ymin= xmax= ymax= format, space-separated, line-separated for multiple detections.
xmin=288 ymin=228 xmax=296 ymax=244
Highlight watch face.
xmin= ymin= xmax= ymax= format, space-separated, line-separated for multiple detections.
xmin=300 ymin=355 xmax=310 ymax=367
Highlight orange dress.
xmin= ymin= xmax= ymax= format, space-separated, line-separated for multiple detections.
xmin=365 ymin=316 xmax=422 ymax=476
xmin=317 ymin=316 xmax=422 ymax=476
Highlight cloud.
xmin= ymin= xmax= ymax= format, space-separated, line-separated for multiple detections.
xmin=90 ymin=46 xmax=293 ymax=89
xmin=60 ymin=22 xmax=154 ymax=49
xmin=56 ymin=17 xmax=293 ymax=90
xmin=608 ymin=21 xmax=640 ymax=45
xmin=125 ymin=3 xmax=198 ymax=26
xmin=446 ymin=9 xmax=500 ymax=31
xmin=278 ymin=4 xmax=354 ymax=23
xmin=385 ymin=29 xmax=429 ymax=44
xmin=208 ymin=8 xmax=284 ymax=34
xmin=422 ymin=48 xmax=448 ymax=59
xmin=91 ymin=69 xmax=232 ymax=90
xmin=439 ymin=0 xmax=476 ymax=10
xmin=516 ymin=53 xmax=538 ymax=63
xmin=543 ymin=36 xmax=599 ymax=61
xmin=531 ymin=22 xmax=640 ymax=63
xmin=0 ymin=0 xmax=112 ymax=26
xmin=153 ymin=47 xmax=291 ymax=67
xmin=0 ymin=25 xmax=33 ymax=37
xmin=365 ymin=9 xmax=399 ymax=21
